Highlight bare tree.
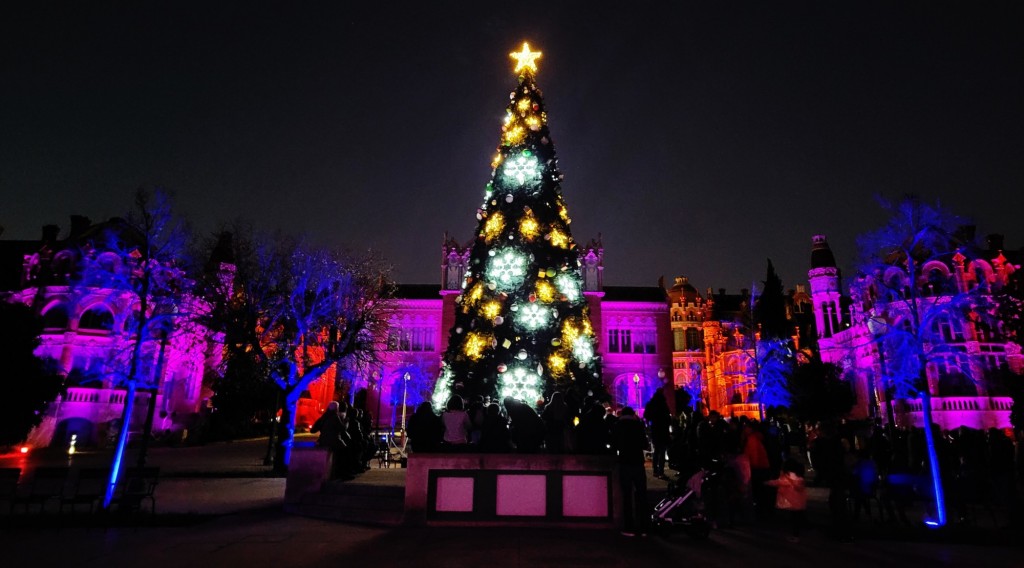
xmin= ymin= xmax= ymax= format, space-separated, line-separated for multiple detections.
xmin=68 ymin=188 xmax=194 ymax=507
xmin=228 ymin=235 xmax=394 ymax=470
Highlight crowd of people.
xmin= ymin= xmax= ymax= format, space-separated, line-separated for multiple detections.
xmin=669 ymin=410 xmax=1022 ymax=539
xmin=310 ymin=397 xmax=377 ymax=480
xmin=312 ymin=387 xmax=1023 ymax=538
xmin=404 ymin=392 xmax=672 ymax=457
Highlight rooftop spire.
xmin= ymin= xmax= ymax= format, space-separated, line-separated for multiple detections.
xmin=810 ymin=234 xmax=837 ymax=269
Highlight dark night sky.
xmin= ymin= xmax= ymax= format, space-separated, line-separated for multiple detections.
xmin=2 ymin=2 xmax=1022 ymax=291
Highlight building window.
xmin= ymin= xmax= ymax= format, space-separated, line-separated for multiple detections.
xmin=389 ymin=326 xmax=436 ymax=352
xmin=42 ymin=305 xmax=69 ymax=329
xmin=980 ymin=344 xmax=1005 ymax=370
xmin=934 ymin=316 xmax=964 ymax=343
xmin=79 ymin=306 xmax=114 ymax=332
xmin=685 ymin=328 xmax=701 ymax=350
xmin=673 ymin=330 xmax=685 ymax=351
xmin=607 ymin=328 xmax=655 ymax=354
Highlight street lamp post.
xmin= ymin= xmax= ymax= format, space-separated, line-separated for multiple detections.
xmin=373 ymin=372 xmax=383 ymax=434
xmin=401 ymin=372 xmax=411 ymax=435
xmin=632 ymin=373 xmax=641 ymax=409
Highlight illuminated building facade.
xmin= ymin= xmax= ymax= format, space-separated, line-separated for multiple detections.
xmin=364 ymin=238 xmax=823 ymax=427
xmin=810 ymin=234 xmax=1023 ymax=429
xmin=1 ymin=217 xmax=227 ymax=447
xmin=351 ymin=237 xmax=672 ymax=426
xmin=665 ymin=276 xmax=814 ymax=420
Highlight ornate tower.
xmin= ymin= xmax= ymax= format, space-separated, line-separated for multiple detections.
xmin=808 ymin=235 xmax=842 ymax=339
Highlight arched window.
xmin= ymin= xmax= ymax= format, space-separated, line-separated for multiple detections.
xmin=968 ymin=260 xmax=994 ymax=288
xmin=97 ymin=252 xmax=122 ymax=273
xmin=924 ymin=267 xmax=950 ymax=296
xmin=51 ymin=251 xmax=76 ymax=283
xmin=79 ymin=306 xmax=114 ymax=332
xmin=42 ymin=304 xmax=69 ymax=329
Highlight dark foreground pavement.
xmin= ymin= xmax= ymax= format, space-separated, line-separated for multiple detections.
xmin=2 ymin=506 xmax=1019 ymax=568
xmin=3 ymin=439 xmax=1021 ymax=567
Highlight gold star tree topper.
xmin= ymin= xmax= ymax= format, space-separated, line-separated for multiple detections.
xmin=510 ymin=42 xmax=542 ymax=74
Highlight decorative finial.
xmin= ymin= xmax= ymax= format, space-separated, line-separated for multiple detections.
xmin=510 ymin=42 xmax=542 ymax=75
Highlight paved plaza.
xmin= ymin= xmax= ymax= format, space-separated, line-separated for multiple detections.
xmin=2 ymin=440 xmax=1020 ymax=567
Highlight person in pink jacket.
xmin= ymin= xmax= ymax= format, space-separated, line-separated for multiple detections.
xmin=766 ymin=458 xmax=808 ymax=542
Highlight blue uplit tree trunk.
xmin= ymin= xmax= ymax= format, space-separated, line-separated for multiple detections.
xmin=79 ymin=189 xmax=192 ymax=509
xmin=854 ymin=195 xmax=987 ymax=527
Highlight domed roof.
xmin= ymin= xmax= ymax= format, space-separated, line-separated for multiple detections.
xmin=667 ymin=276 xmax=701 ymax=304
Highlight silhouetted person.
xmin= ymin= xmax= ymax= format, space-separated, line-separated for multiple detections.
xmin=407 ymin=402 xmax=443 ymax=453
xmin=744 ymin=423 xmax=772 ymax=520
xmin=479 ymin=402 xmax=512 ymax=452
xmin=441 ymin=395 xmax=472 ymax=450
xmin=644 ymin=388 xmax=672 ymax=478
xmin=576 ymin=399 xmax=610 ymax=454
xmin=353 ymin=388 xmax=376 ymax=470
xmin=612 ymin=406 xmax=649 ymax=536
xmin=467 ymin=395 xmax=486 ymax=445
xmin=815 ymin=423 xmax=853 ymax=541
xmin=697 ymin=411 xmax=725 ymax=466
xmin=311 ymin=401 xmax=351 ymax=479
xmin=542 ymin=391 xmax=571 ymax=453
xmin=504 ymin=397 xmax=544 ymax=452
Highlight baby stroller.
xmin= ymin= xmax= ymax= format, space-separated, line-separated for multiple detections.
xmin=650 ymin=463 xmax=719 ymax=539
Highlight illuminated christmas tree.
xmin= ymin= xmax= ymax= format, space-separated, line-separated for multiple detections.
xmin=432 ymin=43 xmax=602 ymax=409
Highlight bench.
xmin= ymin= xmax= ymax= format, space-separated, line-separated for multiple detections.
xmin=11 ymin=467 xmax=69 ymax=513
xmin=0 ymin=468 xmax=20 ymax=513
xmin=60 ymin=467 xmax=109 ymax=514
xmin=110 ymin=467 xmax=159 ymax=514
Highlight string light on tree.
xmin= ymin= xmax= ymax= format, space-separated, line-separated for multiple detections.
xmin=502 ymin=151 xmax=540 ymax=187
xmin=535 ymin=280 xmax=556 ymax=303
xmin=516 ymin=302 xmax=549 ymax=330
xmin=488 ymin=248 xmax=527 ymax=290
xmin=432 ymin=368 xmax=454 ymax=411
xmin=483 ymin=212 xmax=505 ymax=242
xmin=573 ymin=336 xmax=595 ymax=364
xmin=548 ymin=228 xmax=569 ymax=248
xmin=463 ymin=331 xmax=493 ymax=361
xmin=504 ymin=125 xmax=526 ymax=146
xmin=555 ymin=273 xmax=580 ymax=302
xmin=499 ymin=365 xmax=542 ymax=402
xmin=481 ymin=300 xmax=503 ymax=320
xmin=548 ymin=352 xmax=569 ymax=376
xmin=519 ymin=212 xmax=540 ymax=240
